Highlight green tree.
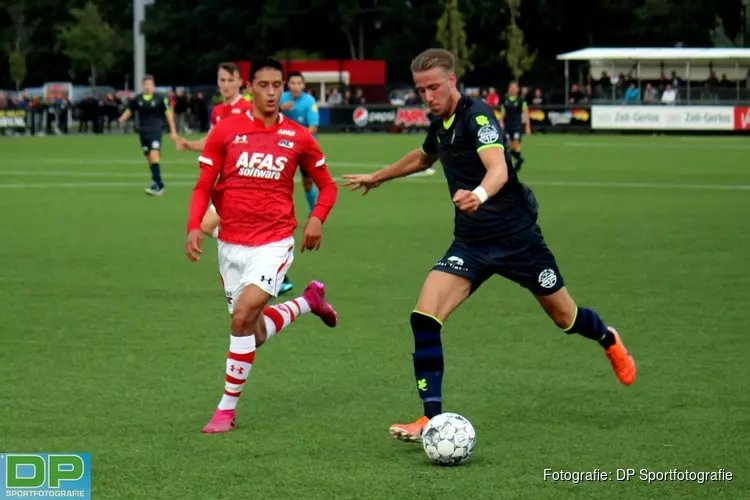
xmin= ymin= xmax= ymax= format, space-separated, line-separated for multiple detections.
xmin=8 ymin=51 xmax=27 ymax=90
xmin=57 ymin=2 xmax=119 ymax=86
xmin=436 ymin=0 xmax=474 ymax=78
xmin=500 ymin=0 xmax=537 ymax=80
xmin=3 ymin=1 xmax=36 ymax=89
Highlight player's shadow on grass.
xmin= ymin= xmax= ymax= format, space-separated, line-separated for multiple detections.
xmin=396 ymin=441 xmax=484 ymax=468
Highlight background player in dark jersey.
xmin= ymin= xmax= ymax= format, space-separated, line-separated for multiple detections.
xmin=343 ymin=48 xmax=635 ymax=442
xmin=118 ymin=74 xmax=178 ymax=196
xmin=500 ymin=81 xmax=531 ymax=172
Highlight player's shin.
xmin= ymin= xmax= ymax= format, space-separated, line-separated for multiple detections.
xmin=217 ymin=334 xmax=256 ymax=410
xmin=564 ymin=306 xmax=615 ymax=349
xmin=263 ymin=297 xmax=312 ymax=340
xmin=411 ymin=311 xmax=444 ymax=419
xmin=150 ymin=162 xmax=164 ymax=188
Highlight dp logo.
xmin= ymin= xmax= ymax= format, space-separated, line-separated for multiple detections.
xmin=1 ymin=453 xmax=91 ymax=499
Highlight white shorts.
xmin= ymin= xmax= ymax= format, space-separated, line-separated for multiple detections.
xmin=218 ymin=236 xmax=294 ymax=313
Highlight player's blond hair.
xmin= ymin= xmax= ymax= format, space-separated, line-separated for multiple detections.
xmin=410 ymin=49 xmax=456 ymax=74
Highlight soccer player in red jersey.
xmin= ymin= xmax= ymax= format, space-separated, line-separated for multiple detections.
xmin=176 ymin=62 xmax=252 ymax=153
xmin=178 ymin=62 xmax=306 ymax=293
xmin=178 ymin=62 xmax=250 ymax=243
xmin=185 ymin=58 xmax=339 ymax=434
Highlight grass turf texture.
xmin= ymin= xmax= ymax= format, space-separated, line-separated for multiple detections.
xmin=0 ymin=133 xmax=748 ymax=500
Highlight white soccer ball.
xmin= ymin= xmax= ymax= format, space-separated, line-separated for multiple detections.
xmin=421 ymin=412 xmax=476 ymax=466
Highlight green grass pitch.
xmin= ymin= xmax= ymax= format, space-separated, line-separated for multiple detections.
xmin=0 ymin=132 xmax=748 ymax=499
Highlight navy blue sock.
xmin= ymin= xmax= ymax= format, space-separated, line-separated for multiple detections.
xmin=564 ymin=307 xmax=615 ymax=348
xmin=411 ymin=311 xmax=444 ymax=419
xmin=149 ymin=163 xmax=163 ymax=188
xmin=511 ymin=151 xmax=524 ymax=170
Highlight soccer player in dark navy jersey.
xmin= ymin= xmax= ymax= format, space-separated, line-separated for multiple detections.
xmin=118 ymin=74 xmax=178 ymax=196
xmin=343 ymin=48 xmax=636 ymax=443
xmin=500 ymin=81 xmax=531 ymax=171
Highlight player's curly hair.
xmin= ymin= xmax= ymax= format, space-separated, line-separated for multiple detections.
xmin=410 ymin=48 xmax=456 ymax=74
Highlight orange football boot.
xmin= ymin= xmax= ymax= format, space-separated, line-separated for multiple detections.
xmin=605 ymin=327 xmax=636 ymax=385
xmin=389 ymin=416 xmax=429 ymax=442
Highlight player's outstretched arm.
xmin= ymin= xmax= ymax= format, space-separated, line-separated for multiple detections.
xmin=177 ymin=136 xmax=207 ymax=152
xmin=342 ymin=148 xmax=437 ymax=195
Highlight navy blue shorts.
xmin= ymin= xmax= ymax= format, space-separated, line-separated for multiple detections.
xmin=432 ymin=226 xmax=564 ymax=296
xmin=139 ymin=133 xmax=162 ymax=155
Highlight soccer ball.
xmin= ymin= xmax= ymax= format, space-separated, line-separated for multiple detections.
xmin=421 ymin=412 xmax=476 ymax=466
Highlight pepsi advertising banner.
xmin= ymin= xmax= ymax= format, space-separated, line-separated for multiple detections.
xmin=323 ymin=105 xmax=591 ymax=132
xmin=327 ymin=105 xmax=433 ymax=132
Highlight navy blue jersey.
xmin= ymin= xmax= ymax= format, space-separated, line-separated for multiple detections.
xmin=421 ymin=95 xmax=537 ymax=242
xmin=128 ymin=93 xmax=170 ymax=135
xmin=501 ymin=95 xmax=527 ymax=131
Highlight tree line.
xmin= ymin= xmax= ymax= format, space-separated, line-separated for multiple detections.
xmin=0 ymin=0 xmax=746 ymax=91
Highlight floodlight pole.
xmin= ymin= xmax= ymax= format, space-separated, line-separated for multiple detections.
xmin=134 ymin=0 xmax=146 ymax=93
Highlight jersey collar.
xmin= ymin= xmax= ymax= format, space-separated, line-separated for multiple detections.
xmin=245 ymin=110 xmax=285 ymax=124
xmin=227 ymin=94 xmax=242 ymax=106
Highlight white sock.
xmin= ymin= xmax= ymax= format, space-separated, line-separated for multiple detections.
xmin=217 ymin=334 xmax=256 ymax=410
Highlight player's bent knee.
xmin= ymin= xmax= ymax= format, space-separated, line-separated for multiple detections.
xmin=535 ymin=288 xmax=576 ymax=330
xmin=230 ymin=286 xmax=269 ymax=334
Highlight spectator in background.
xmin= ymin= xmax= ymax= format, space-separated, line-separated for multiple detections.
xmin=30 ymin=96 xmax=45 ymax=135
xmin=174 ymin=89 xmax=190 ymax=133
xmin=353 ymin=88 xmax=366 ymax=104
xmin=643 ymin=83 xmax=659 ymax=103
xmin=102 ymin=93 xmax=120 ymax=132
xmin=661 ymin=83 xmax=677 ymax=104
xmin=56 ymin=92 xmax=71 ymax=134
xmin=192 ymin=92 xmax=209 ymax=132
xmin=485 ymin=86 xmax=500 ymax=107
xmin=569 ymin=83 xmax=585 ymax=103
xmin=342 ymin=89 xmax=353 ymax=105
xmin=521 ymin=86 xmax=530 ymax=104
xmin=531 ymin=88 xmax=543 ymax=105
xmin=670 ymin=71 xmax=683 ymax=88
xmin=624 ymin=82 xmax=640 ymax=103
xmin=327 ymin=86 xmax=343 ymax=106
xmin=78 ymin=95 xmax=92 ymax=133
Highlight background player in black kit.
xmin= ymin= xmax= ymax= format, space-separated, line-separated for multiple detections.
xmin=500 ymin=81 xmax=531 ymax=171
xmin=343 ymin=48 xmax=636 ymax=442
xmin=119 ymin=74 xmax=178 ymax=196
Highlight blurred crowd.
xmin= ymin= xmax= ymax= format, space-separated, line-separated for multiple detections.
xmin=0 ymin=88 xmax=212 ymax=136
xmin=567 ymin=69 xmax=750 ymax=104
